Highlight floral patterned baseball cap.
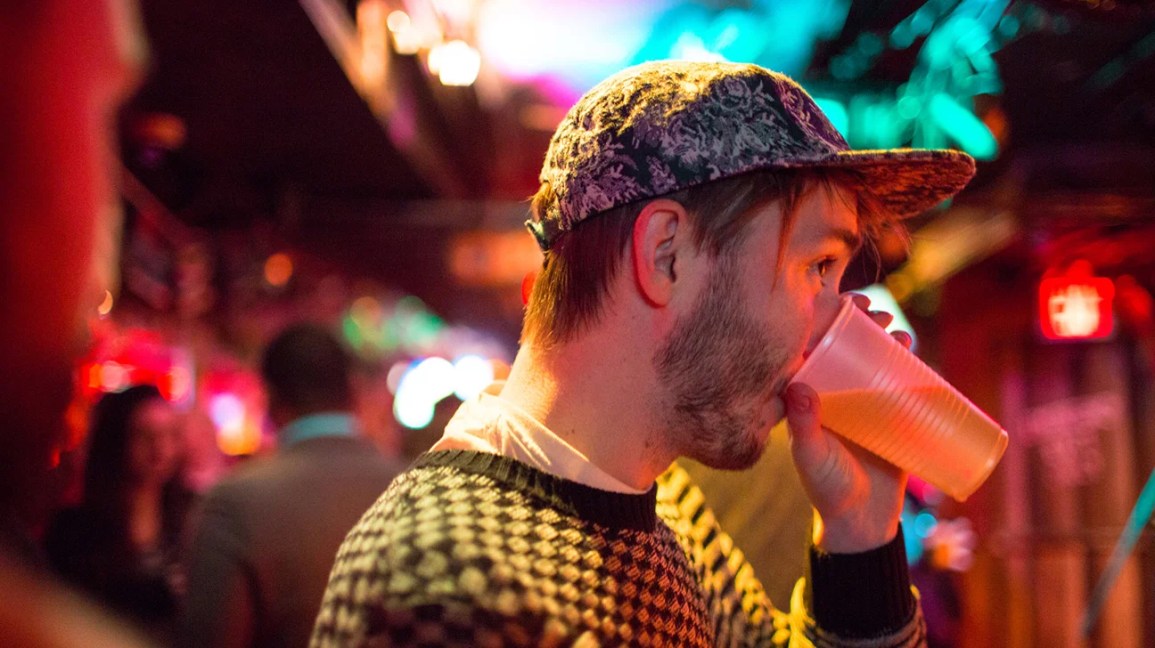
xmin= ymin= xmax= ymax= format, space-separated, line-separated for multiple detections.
xmin=527 ymin=60 xmax=976 ymax=251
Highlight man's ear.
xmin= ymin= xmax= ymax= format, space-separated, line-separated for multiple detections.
xmin=631 ymin=199 xmax=693 ymax=307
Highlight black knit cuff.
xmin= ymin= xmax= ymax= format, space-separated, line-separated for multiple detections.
xmin=805 ymin=524 xmax=915 ymax=638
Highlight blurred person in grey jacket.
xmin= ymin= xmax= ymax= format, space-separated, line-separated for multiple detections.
xmin=181 ymin=323 xmax=405 ymax=648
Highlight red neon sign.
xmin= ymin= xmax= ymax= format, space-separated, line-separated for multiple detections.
xmin=1038 ymin=261 xmax=1115 ymax=341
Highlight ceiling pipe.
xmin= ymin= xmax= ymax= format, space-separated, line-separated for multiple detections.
xmin=299 ymin=0 xmax=468 ymax=198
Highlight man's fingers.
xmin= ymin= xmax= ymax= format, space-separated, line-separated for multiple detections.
xmin=846 ymin=292 xmax=901 ymax=337
xmin=891 ymin=329 xmax=913 ymax=349
xmin=870 ymin=310 xmax=895 ymax=328
xmin=849 ymin=292 xmax=870 ymax=310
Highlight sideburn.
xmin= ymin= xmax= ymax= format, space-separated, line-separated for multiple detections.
xmin=653 ymin=253 xmax=781 ymax=469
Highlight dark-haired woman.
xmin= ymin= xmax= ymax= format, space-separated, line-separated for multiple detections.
xmin=45 ymin=384 xmax=193 ymax=642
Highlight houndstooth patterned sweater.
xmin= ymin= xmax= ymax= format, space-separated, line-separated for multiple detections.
xmin=311 ymin=450 xmax=923 ymax=647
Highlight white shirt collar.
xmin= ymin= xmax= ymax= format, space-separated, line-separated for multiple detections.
xmin=431 ymin=381 xmax=647 ymax=494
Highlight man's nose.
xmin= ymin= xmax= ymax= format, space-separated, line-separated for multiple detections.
xmin=806 ymin=293 xmax=847 ymax=354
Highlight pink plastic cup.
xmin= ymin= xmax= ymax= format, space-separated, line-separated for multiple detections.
xmin=790 ymin=296 xmax=1008 ymax=501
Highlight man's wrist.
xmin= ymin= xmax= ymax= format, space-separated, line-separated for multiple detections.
xmin=811 ymin=509 xmax=900 ymax=554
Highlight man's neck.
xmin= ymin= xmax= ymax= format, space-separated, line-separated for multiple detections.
xmin=499 ymin=333 xmax=674 ymax=491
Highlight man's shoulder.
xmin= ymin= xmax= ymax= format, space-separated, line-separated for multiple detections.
xmin=355 ymin=457 xmax=502 ymax=510
xmin=203 ymin=452 xmax=287 ymax=492
xmin=285 ymin=437 xmax=408 ymax=474
xmin=217 ymin=439 xmax=401 ymax=482
xmin=342 ymin=456 xmax=545 ymax=540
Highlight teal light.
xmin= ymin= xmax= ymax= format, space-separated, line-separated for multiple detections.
xmin=1134 ymin=31 xmax=1155 ymax=58
xmin=914 ymin=511 xmax=938 ymax=537
xmin=900 ymin=501 xmax=931 ymax=565
xmin=928 ymin=93 xmax=997 ymax=160
xmin=631 ymin=4 xmax=712 ymax=65
xmin=890 ymin=23 xmax=915 ymax=49
xmin=997 ymin=14 xmax=1020 ymax=39
xmin=830 ymin=56 xmax=855 ymax=80
xmin=709 ymin=8 xmax=763 ymax=62
xmin=923 ymin=28 xmax=955 ymax=69
xmin=633 ymin=0 xmax=851 ymax=78
xmin=845 ymin=94 xmax=912 ymax=150
xmin=1087 ymin=61 xmax=1126 ymax=94
xmin=857 ymin=33 xmax=884 ymax=57
xmin=910 ymin=7 xmax=936 ymax=37
xmin=811 ymin=0 xmax=1016 ymax=162
xmin=634 ymin=0 xmax=1013 ymax=164
xmin=896 ymin=95 xmax=922 ymax=120
xmin=669 ymin=31 xmax=726 ymax=62
xmin=812 ymin=97 xmax=849 ymax=137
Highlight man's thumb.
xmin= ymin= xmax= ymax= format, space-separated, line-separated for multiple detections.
xmin=785 ymin=382 xmax=822 ymax=454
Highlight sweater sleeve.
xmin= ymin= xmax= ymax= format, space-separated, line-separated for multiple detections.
xmin=656 ymin=464 xmax=925 ymax=648
xmin=805 ymin=528 xmax=919 ymax=639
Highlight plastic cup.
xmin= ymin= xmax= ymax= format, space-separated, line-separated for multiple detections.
xmin=790 ymin=296 xmax=1008 ymax=501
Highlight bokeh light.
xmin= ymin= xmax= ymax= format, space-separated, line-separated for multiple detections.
xmin=264 ymin=252 xmax=294 ymax=287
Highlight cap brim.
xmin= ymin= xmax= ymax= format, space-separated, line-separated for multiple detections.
xmin=780 ymin=148 xmax=976 ymax=219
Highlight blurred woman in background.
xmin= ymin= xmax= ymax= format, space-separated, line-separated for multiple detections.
xmin=45 ymin=384 xmax=193 ymax=642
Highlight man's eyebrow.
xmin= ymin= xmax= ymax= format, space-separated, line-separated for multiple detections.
xmin=829 ymin=227 xmax=863 ymax=253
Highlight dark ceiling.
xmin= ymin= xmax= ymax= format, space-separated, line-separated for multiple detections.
xmin=122 ymin=0 xmax=432 ymax=225
xmin=117 ymin=0 xmax=1155 ymax=340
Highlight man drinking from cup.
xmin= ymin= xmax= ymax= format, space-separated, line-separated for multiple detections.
xmin=312 ymin=60 xmax=975 ymax=647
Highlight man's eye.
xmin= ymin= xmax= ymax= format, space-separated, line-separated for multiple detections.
xmin=814 ymin=258 xmax=836 ymax=278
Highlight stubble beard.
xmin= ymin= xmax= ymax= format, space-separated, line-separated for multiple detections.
xmin=653 ymin=254 xmax=792 ymax=471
